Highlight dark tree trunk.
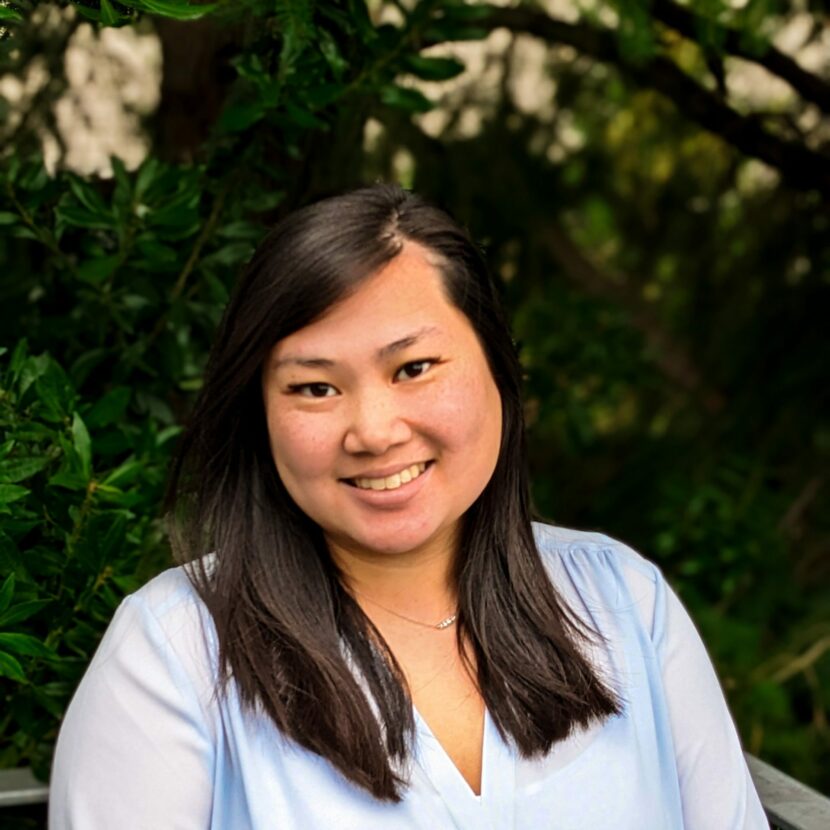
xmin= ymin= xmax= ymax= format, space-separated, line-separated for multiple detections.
xmin=152 ymin=18 xmax=240 ymax=163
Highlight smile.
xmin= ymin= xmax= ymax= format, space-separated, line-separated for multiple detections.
xmin=346 ymin=462 xmax=430 ymax=491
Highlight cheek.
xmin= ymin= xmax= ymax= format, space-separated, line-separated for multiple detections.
xmin=426 ymin=370 xmax=502 ymax=456
xmin=265 ymin=411 xmax=340 ymax=481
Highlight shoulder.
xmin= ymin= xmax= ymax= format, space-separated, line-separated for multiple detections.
xmin=127 ymin=560 xmax=209 ymax=620
xmin=113 ymin=561 xmax=211 ymax=634
xmin=91 ymin=560 xmax=219 ymax=693
xmin=531 ymin=522 xmax=668 ymax=640
xmin=51 ymin=565 xmax=220 ymax=826
xmin=531 ymin=521 xmax=662 ymax=588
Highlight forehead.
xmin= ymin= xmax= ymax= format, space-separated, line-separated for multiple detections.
xmin=269 ymin=243 xmax=475 ymax=362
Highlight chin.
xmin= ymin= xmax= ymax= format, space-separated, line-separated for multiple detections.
xmin=333 ymin=519 xmax=450 ymax=559
xmin=353 ymin=533 xmax=436 ymax=557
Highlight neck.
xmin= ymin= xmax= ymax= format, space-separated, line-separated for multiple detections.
xmin=327 ymin=527 xmax=460 ymax=622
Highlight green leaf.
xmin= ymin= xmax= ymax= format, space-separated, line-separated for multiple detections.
xmin=72 ymin=413 xmax=92 ymax=482
xmin=341 ymin=0 xmax=375 ymax=41
xmin=0 ymin=633 xmax=54 ymax=659
xmin=0 ymin=531 xmax=17 ymax=572
xmin=178 ymin=377 xmax=203 ymax=391
xmin=54 ymin=205 xmax=116 ymax=230
xmin=0 ymin=456 xmax=51 ymax=484
xmin=302 ymin=82 xmax=345 ymax=109
xmin=73 ymin=6 xmax=102 ymax=22
xmin=0 ymin=600 xmax=51 ymax=628
xmin=199 ymin=241 xmax=255 ymax=268
xmin=10 ymin=225 xmax=38 ymax=241
xmin=380 ymin=84 xmax=434 ymax=113
xmin=48 ymin=469 xmax=87 ymax=492
xmin=76 ymin=255 xmax=122 ymax=285
xmin=135 ymin=237 xmax=178 ymax=265
xmin=0 ymin=6 xmax=23 ymax=23
xmin=0 ymin=651 xmax=25 ymax=682
xmin=130 ymin=0 xmax=217 ymax=20
xmin=242 ymin=190 xmax=285 ymax=213
xmin=111 ymin=155 xmax=132 ymax=206
xmin=102 ymin=457 xmax=143 ymax=488
xmin=100 ymin=513 xmax=128 ymax=561
xmin=18 ymin=353 xmax=49 ymax=398
xmin=19 ymin=162 xmax=49 ymax=192
xmin=32 ymin=685 xmax=68 ymax=717
xmin=217 ymin=221 xmax=265 ymax=241
xmin=84 ymin=386 xmax=131 ymax=429
xmin=201 ymin=272 xmax=228 ymax=304
xmin=232 ymin=52 xmax=267 ymax=85
xmin=134 ymin=157 xmax=163 ymax=200
xmin=283 ymin=100 xmax=329 ymax=129
xmin=318 ymin=29 xmax=348 ymax=79
xmin=93 ymin=485 xmax=142 ymax=506
xmin=219 ymin=100 xmax=266 ymax=133
xmin=156 ymin=425 xmax=183 ymax=447
xmin=147 ymin=191 xmax=201 ymax=227
xmin=0 ymin=211 xmax=19 ymax=225
xmin=0 ymin=573 xmax=14 ymax=614
xmin=0 ymin=484 xmax=29 ymax=506
xmin=100 ymin=0 xmax=121 ymax=26
xmin=33 ymin=359 xmax=76 ymax=422
xmin=402 ymin=54 xmax=466 ymax=81
xmin=274 ymin=0 xmax=315 ymax=77
xmin=8 ymin=339 xmax=29 ymax=385
xmin=67 ymin=175 xmax=110 ymax=215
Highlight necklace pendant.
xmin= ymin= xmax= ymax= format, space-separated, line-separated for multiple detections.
xmin=435 ymin=614 xmax=457 ymax=630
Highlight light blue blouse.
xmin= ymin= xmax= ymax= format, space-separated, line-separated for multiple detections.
xmin=49 ymin=525 xmax=769 ymax=829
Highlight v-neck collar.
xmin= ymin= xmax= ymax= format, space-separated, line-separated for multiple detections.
xmin=413 ymin=707 xmax=516 ymax=829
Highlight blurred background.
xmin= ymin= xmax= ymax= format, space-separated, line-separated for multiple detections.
xmin=0 ymin=0 xmax=828 ymax=819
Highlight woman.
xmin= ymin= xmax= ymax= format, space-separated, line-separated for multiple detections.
xmin=49 ymin=184 xmax=768 ymax=828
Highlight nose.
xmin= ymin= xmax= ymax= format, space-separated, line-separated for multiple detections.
xmin=342 ymin=387 xmax=412 ymax=456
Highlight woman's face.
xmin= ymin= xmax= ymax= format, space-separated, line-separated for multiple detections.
xmin=261 ymin=242 xmax=502 ymax=564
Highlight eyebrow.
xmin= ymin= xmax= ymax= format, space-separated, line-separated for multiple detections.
xmin=273 ymin=326 xmax=439 ymax=369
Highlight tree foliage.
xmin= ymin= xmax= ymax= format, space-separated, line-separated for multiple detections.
xmin=0 ymin=0 xmax=828 ymax=812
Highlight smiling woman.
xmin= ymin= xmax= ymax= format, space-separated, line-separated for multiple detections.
xmin=48 ymin=184 xmax=768 ymax=829
xmin=262 ymin=243 xmax=502 ymax=563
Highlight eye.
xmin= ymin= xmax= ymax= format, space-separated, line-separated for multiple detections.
xmin=395 ymin=359 xmax=437 ymax=381
xmin=288 ymin=383 xmax=338 ymax=398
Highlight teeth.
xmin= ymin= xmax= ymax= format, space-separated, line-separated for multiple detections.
xmin=354 ymin=463 xmax=428 ymax=491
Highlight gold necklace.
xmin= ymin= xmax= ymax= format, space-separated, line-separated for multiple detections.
xmin=351 ymin=589 xmax=458 ymax=631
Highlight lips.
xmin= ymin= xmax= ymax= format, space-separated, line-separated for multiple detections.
xmin=342 ymin=461 xmax=432 ymax=491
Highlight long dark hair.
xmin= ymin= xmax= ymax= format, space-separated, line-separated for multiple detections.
xmin=165 ymin=183 xmax=620 ymax=801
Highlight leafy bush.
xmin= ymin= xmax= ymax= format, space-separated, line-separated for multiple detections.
xmin=0 ymin=151 xmax=263 ymax=778
xmin=0 ymin=339 xmax=175 ymax=776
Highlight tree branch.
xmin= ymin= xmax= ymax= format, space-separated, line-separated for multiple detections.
xmin=651 ymin=0 xmax=830 ymax=115
xmin=472 ymin=6 xmax=830 ymax=198
xmin=143 ymin=184 xmax=228 ymax=351
xmin=770 ymin=634 xmax=830 ymax=684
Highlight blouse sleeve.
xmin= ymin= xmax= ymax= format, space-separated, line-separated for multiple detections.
xmin=48 ymin=589 xmax=217 ymax=829
xmin=651 ymin=572 xmax=769 ymax=829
